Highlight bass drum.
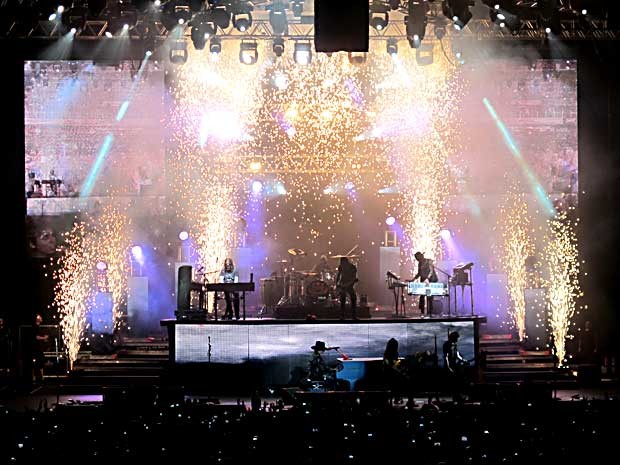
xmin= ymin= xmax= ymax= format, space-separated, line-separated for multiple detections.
xmin=306 ymin=280 xmax=330 ymax=299
xmin=260 ymin=277 xmax=284 ymax=307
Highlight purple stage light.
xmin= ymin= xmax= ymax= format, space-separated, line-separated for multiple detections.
xmin=179 ymin=231 xmax=189 ymax=241
xmin=386 ymin=216 xmax=396 ymax=226
xmin=440 ymin=229 xmax=452 ymax=240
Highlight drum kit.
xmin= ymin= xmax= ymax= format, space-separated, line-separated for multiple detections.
xmin=259 ymin=248 xmax=359 ymax=309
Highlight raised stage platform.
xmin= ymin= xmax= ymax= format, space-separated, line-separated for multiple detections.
xmin=161 ymin=316 xmax=486 ymax=386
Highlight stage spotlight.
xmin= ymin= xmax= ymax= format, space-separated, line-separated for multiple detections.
xmin=344 ymin=182 xmax=355 ymax=191
xmin=160 ymin=2 xmax=192 ymax=31
xmin=239 ymin=40 xmax=258 ymax=64
xmin=386 ymin=38 xmax=398 ymax=56
xmin=293 ymin=42 xmax=312 ymax=65
xmin=442 ymin=0 xmax=472 ymax=30
xmin=440 ymin=229 xmax=452 ymax=240
xmin=179 ymin=231 xmax=189 ymax=241
xmin=209 ymin=37 xmax=222 ymax=54
xmin=211 ymin=5 xmax=231 ymax=29
xmin=269 ymin=4 xmax=288 ymax=35
xmin=252 ymin=180 xmax=263 ymax=194
xmin=249 ymin=161 xmax=262 ymax=172
xmin=386 ymin=216 xmax=396 ymax=226
xmin=483 ymin=1 xmax=521 ymax=33
xmin=62 ymin=6 xmax=88 ymax=32
xmin=191 ymin=16 xmax=216 ymax=50
xmin=291 ymin=1 xmax=304 ymax=17
xmin=169 ymin=39 xmax=188 ymax=64
xmin=406 ymin=0 xmax=429 ymax=47
xmin=131 ymin=245 xmax=144 ymax=260
xmin=273 ymin=73 xmax=288 ymax=90
xmin=96 ymin=261 xmax=108 ymax=271
xmin=370 ymin=1 xmax=390 ymax=31
xmin=273 ymin=37 xmax=285 ymax=57
xmin=539 ymin=0 xmax=561 ymax=35
xmin=232 ymin=1 xmax=253 ymax=32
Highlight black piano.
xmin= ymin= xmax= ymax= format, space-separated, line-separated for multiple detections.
xmin=205 ymin=282 xmax=255 ymax=320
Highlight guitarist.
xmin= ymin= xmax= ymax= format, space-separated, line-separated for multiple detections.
xmin=335 ymin=256 xmax=358 ymax=319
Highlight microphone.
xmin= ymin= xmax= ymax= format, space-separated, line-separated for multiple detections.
xmin=326 ymin=346 xmax=340 ymax=350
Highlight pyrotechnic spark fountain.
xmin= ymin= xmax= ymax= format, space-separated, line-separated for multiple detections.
xmin=88 ymin=206 xmax=132 ymax=329
xmin=53 ymin=222 xmax=93 ymax=368
xmin=54 ymin=206 xmax=132 ymax=366
xmin=496 ymin=189 xmax=535 ymax=341
xmin=544 ymin=210 xmax=581 ymax=366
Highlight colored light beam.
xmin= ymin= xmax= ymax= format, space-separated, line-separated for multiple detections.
xmin=483 ymin=97 xmax=555 ymax=216
xmin=80 ymin=134 xmax=113 ymax=196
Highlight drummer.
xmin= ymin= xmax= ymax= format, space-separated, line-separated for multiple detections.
xmin=312 ymin=255 xmax=332 ymax=276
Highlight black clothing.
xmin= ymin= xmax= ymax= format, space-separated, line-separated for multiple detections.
xmin=415 ymin=258 xmax=437 ymax=315
xmin=336 ymin=261 xmax=358 ymax=317
xmin=224 ymin=292 xmax=240 ymax=320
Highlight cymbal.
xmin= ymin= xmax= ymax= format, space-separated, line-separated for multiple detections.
xmin=329 ymin=254 xmax=360 ymax=259
xmin=299 ymin=271 xmax=318 ymax=276
xmin=288 ymin=248 xmax=307 ymax=256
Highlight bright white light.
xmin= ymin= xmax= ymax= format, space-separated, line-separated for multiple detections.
xmin=249 ymin=161 xmax=262 ymax=172
xmin=146 ymin=50 xmax=153 ymax=57
xmin=57 ymin=5 xmax=65 ymax=13
xmin=497 ymin=13 xmax=506 ymax=20
xmin=452 ymin=15 xmax=458 ymax=21
xmin=178 ymin=18 xmax=185 ymax=25
xmin=494 ymin=4 xmax=500 ymax=9
xmin=252 ymin=180 xmax=263 ymax=194
xmin=70 ymin=28 xmax=76 ymax=34
xmin=376 ymin=24 xmax=383 ymax=31
xmin=123 ymin=24 xmax=129 ymax=30
xmin=285 ymin=127 xmax=296 ymax=138
xmin=386 ymin=216 xmax=396 ymax=226
xmin=545 ymin=27 xmax=551 ymax=34
xmin=276 ymin=182 xmax=287 ymax=195
xmin=454 ymin=24 xmax=462 ymax=30
xmin=345 ymin=182 xmax=355 ymax=191
xmin=500 ymin=22 xmax=506 ymax=28
xmin=440 ymin=229 xmax=452 ymax=240
xmin=455 ymin=52 xmax=462 ymax=58
xmin=178 ymin=231 xmax=189 ymax=241
xmin=96 ymin=261 xmax=107 ymax=271
xmin=199 ymin=111 xmax=245 ymax=145
xmin=413 ymin=34 xmax=419 ymax=41
xmin=241 ymin=52 xmax=254 ymax=64
xmin=274 ymin=73 xmax=288 ymax=90
xmin=295 ymin=51 xmax=311 ymax=65
xmin=49 ymin=13 xmax=57 ymax=21
xmin=105 ymin=31 xmax=113 ymax=38
xmin=131 ymin=246 xmax=144 ymax=263
xmin=154 ymin=0 xmax=161 ymax=6
xmin=581 ymin=9 xmax=587 ymax=15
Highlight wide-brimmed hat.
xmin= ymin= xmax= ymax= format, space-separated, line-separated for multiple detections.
xmin=311 ymin=341 xmax=327 ymax=351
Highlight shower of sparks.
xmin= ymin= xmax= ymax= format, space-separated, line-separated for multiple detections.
xmin=167 ymin=41 xmax=460 ymax=273
xmin=544 ymin=210 xmax=581 ymax=366
xmin=87 ymin=205 xmax=132 ymax=329
xmin=53 ymin=222 xmax=92 ymax=368
xmin=495 ymin=188 xmax=535 ymax=341
xmin=53 ymin=206 xmax=132 ymax=365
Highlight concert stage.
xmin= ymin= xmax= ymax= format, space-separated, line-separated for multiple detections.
xmin=272 ymin=303 xmax=371 ymax=319
xmin=161 ymin=316 xmax=486 ymax=386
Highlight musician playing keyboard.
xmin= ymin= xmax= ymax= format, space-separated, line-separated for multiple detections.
xmin=413 ymin=251 xmax=438 ymax=316
xmin=219 ymin=258 xmax=240 ymax=320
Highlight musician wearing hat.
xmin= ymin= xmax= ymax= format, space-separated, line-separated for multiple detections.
xmin=413 ymin=251 xmax=438 ymax=316
xmin=308 ymin=341 xmax=335 ymax=382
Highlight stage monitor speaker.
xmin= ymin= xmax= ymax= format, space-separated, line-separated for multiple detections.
xmin=314 ymin=0 xmax=369 ymax=53
xmin=177 ymin=265 xmax=193 ymax=311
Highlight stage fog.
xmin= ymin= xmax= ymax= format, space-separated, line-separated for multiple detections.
xmin=24 ymin=39 xmax=578 ymax=362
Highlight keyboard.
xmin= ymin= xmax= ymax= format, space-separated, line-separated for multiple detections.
xmin=205 ymin=282 xmax=255 ymax=292
xmin=407 ymin=282 xmax=448 ymax=296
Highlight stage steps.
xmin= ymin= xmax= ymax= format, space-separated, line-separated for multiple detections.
xmin=66 ymin=337 xmax=169 ymax=387
xmin=479 ymin=332 xmax=574 ymax=385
